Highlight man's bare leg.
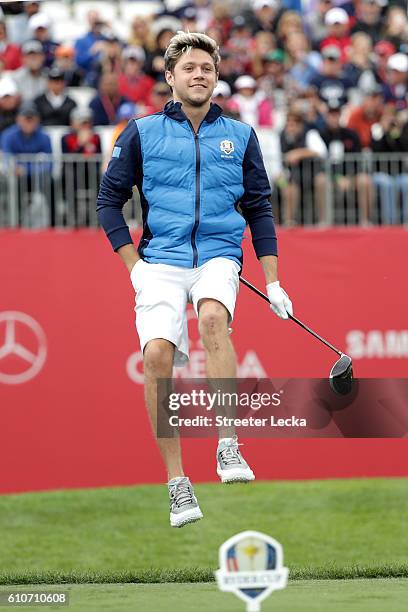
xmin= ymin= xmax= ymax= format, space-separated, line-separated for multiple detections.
xmin=198 ymin=298 xmax=255 ymax=483
xmin=143 ymin=338 xmax=184 ymax=480
xmin=144 ymin=338 xmax=203 ymax=526
xmin=198 ymin=298 xmax=236 ymax=438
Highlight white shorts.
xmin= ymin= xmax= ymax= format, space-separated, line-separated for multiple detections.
xmin=130 ymin=257 xmax=240 ymax=367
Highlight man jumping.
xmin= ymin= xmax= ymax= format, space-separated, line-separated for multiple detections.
xmin=97 ymin=32 xmax=293 ymax=528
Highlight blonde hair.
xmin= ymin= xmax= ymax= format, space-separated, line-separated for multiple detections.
xmin=277 ymin=11 xmax=303 ymax=40
xmin=164 ymin=31 xmax=220 ymax=73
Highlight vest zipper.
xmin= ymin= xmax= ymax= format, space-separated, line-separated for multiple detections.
xmin=187 ymin=120 xmax=201 ymax=268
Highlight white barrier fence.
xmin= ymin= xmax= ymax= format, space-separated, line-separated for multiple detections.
xmin=0 ymin=152 xmax=407 ymax=228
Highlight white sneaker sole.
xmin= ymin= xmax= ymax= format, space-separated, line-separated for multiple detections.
xmin=170 ymin=506 xmax=203 ymax=528
xmin=217 ymin=465 xmax=256 ymax=484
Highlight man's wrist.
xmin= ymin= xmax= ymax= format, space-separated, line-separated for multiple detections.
xmin=127 ymin=259 xmax=139 ymax=273
xmin=259 ymin=255 xmax=278 ymax=285
xmin=117 ymin=244 xmax=140 ymax=272
xmin=265 ymin=273 xmax=279 ymax=284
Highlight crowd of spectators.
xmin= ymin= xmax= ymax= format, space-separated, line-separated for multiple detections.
xmin=0 ymin=0 xmax=407 ymax=226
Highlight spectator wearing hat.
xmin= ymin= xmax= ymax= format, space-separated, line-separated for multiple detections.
xmin=347 ymin=83 xmax=385 ymax=148
xmin=310 ymin=45 xmax=353 ymax=107
xmin=0 ymin=76 xmax=21 ymax=133
xmin=74 ymin=10 xmax=108 ymax=84
xmin=317 ymin=100 xmax=374 ymax=225
xmin=89 ymin=72 xmax=129 ymax=125
xmin=118 ymin=46 xmax=155 ymax=107
xmin=0 ymin=100 xmax=53 ymax=224
xmin=28 ymin=12 xmax=58 ymax=68
xmin=11 ymin=40 xmax=47 ymax=102
xmin=225 ymin=16 xmax=255 ymax=74
xmin=351 ymin=0 xmax=384 ymax=45
xmin=211 ymin=79 xmax=240 ymax=120
xmin=217 ymin=49 xmax=240 ymax=91
xmin=187 ymin=0 xmax=214 ymax=32
xmin=61 ymin=106 xmax=102 ymax=225
xmin=320 ymin=7 xmax=351 ymax=63
xmin=231 ymin=74 xmax=274 ymax=128
xmin=180 ymin=6 xmax=199 ymax=32
xmin=0 ymin=17 xmax=22 ymax=70
xmin=53 ymin=45 xmax=84 ymax=87
xmin=250 ymin=0 xmax=283 ymax=36
xmin=373 ymin=39 xmax=396 ymax=85
xmin=0 ymin=99 xmax=51 ymax=161
xmin=257 ymin=49 xmax=290 ymax=117
xmin=371 ymin=106 xmax=408 ymax=224
xmin=212 ymin=80 xmax=232 ymax=102
xmin=383 ymin=53 xmax=408 ymax=111
xmin=304 ymin=0 xmax=333 ymax=48
xmin=61 ymin=106 xmax=101 ymax=157
xmin=319 ymin=99 xmax=363 ymax=155
xmin=250 ymin=30 xmax=276 ymax=78
xmin=34 ymin=66 xmax=77 ymax=126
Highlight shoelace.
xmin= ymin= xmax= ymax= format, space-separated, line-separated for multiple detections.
xmin=219 ymin=437 xmax=243 ymax=466
xmin=169 ymin=482 xmax=194 ymax=509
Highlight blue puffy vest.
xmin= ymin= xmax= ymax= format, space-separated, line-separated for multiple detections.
xmin=136 ymin=103 xmax=251 ymax=267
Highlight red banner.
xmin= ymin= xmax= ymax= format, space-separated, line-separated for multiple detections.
xmin=0 ymin=228 xmax=407 ymax=493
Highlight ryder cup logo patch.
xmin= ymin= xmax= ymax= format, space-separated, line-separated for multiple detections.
xmin=220 ymin=139 xmax=234 ymax=155
xmin=216 ymin=531 xmax=288 ymax=611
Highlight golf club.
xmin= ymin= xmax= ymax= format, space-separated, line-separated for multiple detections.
xmin=240 ymin=277 xmax=353 ymax=395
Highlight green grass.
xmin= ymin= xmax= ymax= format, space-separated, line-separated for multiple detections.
xmin=0 ymin=479 xmax=407 ymax=584
xmin=1 ymin=580 xmax=407 ymax=612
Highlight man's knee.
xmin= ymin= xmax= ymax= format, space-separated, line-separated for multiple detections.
xmin=144 ymin=339 xmax=174 ymax=375
xmin=198 ymin=300 xmax=229 ymax=346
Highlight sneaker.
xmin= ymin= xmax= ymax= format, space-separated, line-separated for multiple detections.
xmin=168 ymin=476 xmax=203 ymax=528
xmin=217 ymin=435 xmax=255 ymax=483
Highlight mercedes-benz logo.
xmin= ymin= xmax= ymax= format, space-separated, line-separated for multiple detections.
xmin=0 ymin=311 xmax=47 ymax=385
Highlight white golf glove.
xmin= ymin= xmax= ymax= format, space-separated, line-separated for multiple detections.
xmin=266 ymin=281 xmax=293 ymax=320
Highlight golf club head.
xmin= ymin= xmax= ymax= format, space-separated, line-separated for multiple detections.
xmin=329 ymin=354 xmax=353 ymax=395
